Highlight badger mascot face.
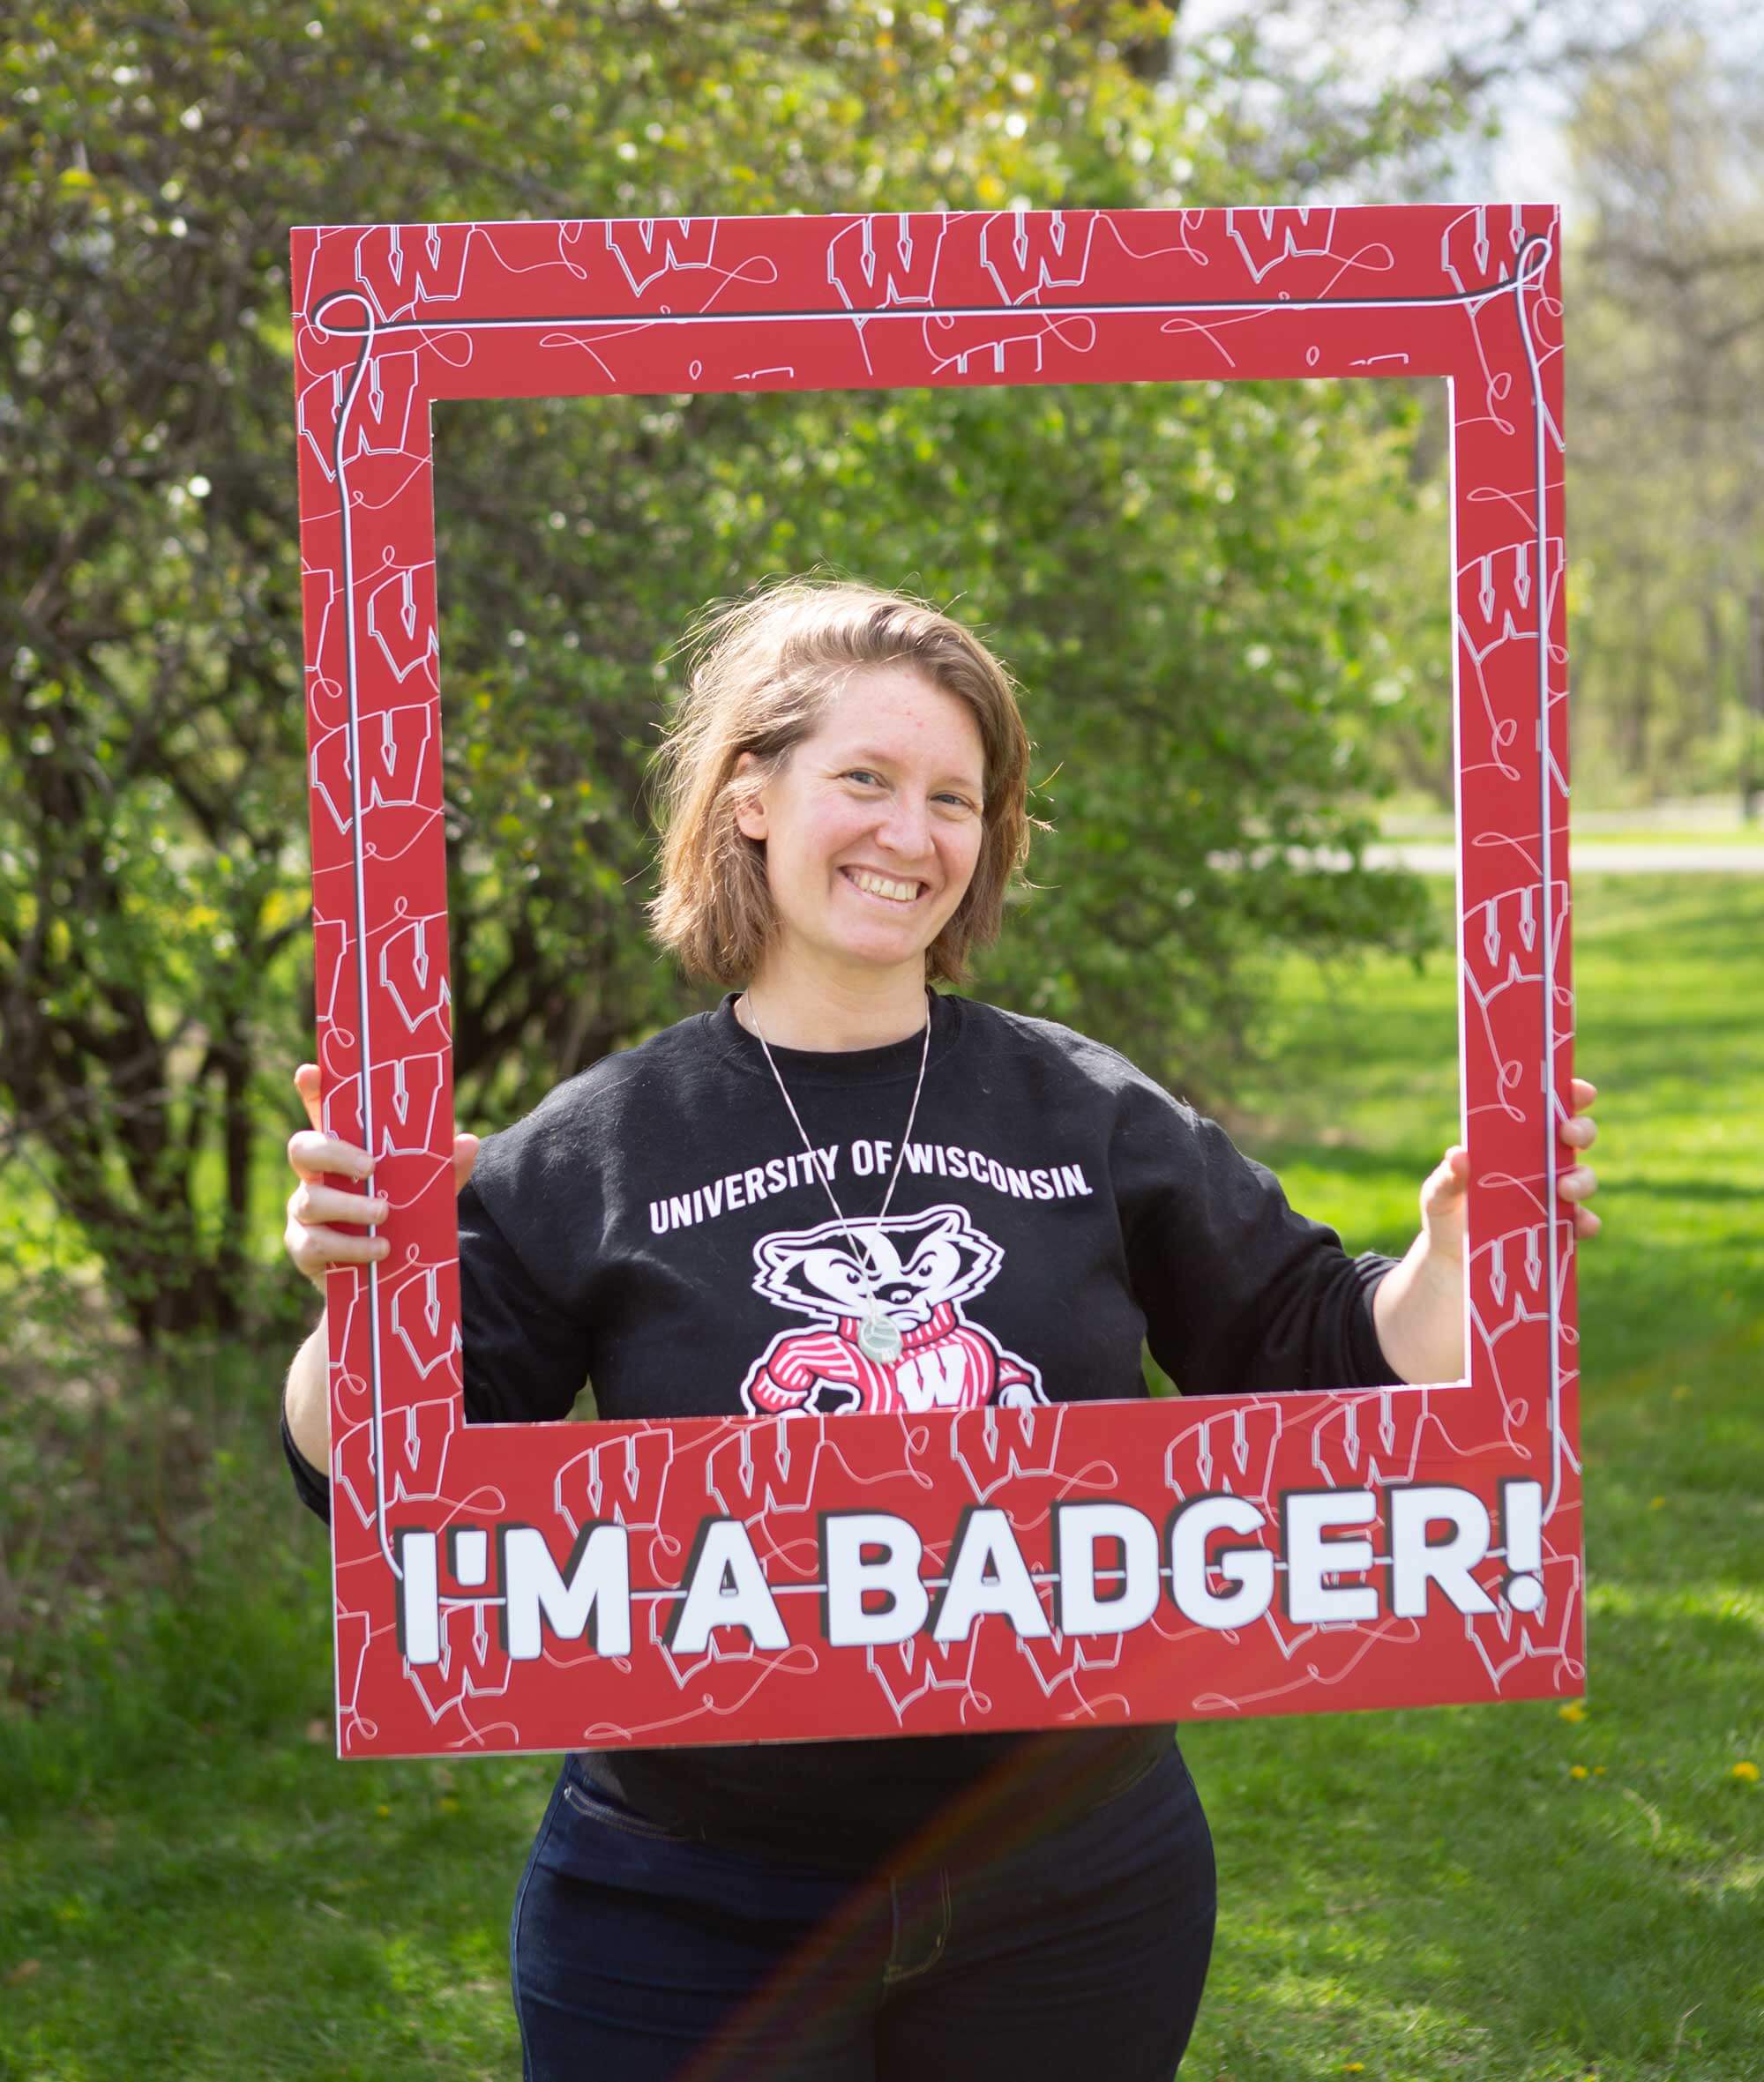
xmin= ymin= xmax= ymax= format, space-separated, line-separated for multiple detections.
xmin=738 ymin=1204 xmax=1046 ymax=1417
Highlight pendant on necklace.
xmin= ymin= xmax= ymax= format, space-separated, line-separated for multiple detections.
xmin=859 ymin=1309 xmax=903 ymax=1363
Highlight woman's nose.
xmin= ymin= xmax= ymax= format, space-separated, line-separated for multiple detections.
xmin=873 ymin=793 xmax=932 ymax=858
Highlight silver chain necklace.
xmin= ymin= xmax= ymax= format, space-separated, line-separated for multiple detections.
xmin=742 ymin=991 xmax=932 ymax=1364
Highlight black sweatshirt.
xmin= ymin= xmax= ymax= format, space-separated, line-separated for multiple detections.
xmin=284 ymin=989 xmax=1400 ymax=1864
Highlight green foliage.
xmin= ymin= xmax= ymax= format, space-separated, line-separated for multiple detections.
xmin=4 ymin=1 xmax=1458 ymax=1347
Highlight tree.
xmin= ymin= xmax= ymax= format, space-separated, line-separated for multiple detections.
xmin=1166 ymin=0 xmax=1675 ymax=198
xmin=4 ymin=0 xmax=1461 ymax=1348
xmin=1561 ymin=29 xmax=1764 ymax=804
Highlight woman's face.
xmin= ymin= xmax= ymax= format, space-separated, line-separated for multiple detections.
xmin=735 ymin=666 xmax=988 ymax=987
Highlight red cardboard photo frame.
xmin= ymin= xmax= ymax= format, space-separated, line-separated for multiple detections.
xmin=291 ymin=205 xmax=1578 ymax=1758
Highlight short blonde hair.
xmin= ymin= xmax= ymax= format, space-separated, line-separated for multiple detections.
xmin=647 ymin=575 xmax=1035 ymax=987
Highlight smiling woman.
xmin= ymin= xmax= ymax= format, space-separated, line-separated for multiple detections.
xmin=278 ymin=572 xmax=1596 ymax=2080
xmin=727 ymin=665 xmax=989 ymax=1039
xmin=645 ymin=579 xmax=1036 ymax=1049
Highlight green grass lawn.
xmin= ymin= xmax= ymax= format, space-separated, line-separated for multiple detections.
xmin=3 ymin=875 xmax=1760 ymax=2079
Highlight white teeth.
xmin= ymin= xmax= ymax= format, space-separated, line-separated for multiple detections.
xmin=848 ymin=870 xmax=921 ymax=903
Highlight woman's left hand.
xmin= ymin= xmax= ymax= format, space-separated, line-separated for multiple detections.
xmin=1420 ymin=1077 xmax=1601 ymax=1262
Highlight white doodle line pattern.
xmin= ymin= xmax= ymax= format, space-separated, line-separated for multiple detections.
xmin=290 ymin=205 xmax=1578 ymax=1758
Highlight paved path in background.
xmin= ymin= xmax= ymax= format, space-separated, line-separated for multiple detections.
xmin=1364 ymin=843 xmax=1764 ymax=875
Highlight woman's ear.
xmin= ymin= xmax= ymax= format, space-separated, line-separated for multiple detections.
xmin=732 ymin=752 xmax=768 ymax=841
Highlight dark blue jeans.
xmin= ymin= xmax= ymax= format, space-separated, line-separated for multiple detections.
xmin=511 ymin=1743 xmax=1216 ymax=2080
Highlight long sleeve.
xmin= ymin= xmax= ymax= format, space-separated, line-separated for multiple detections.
xmin=456 ymin=1163 xmax=594 ymax=1424
xmin=280 ymin=1403 xmax=333 ymax=1523
xmin=1113 ymin=1079 xmax=1401 ymax=1397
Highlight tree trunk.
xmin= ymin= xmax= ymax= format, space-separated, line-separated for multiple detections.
xmin=1743 ymin=578 xmax=1764 ymax=825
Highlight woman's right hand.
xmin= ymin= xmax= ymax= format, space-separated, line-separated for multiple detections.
xmin=284 ymin=1063 xmax=480 ymax=1292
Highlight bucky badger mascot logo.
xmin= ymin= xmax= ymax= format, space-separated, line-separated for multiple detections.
xmin=738 ymin=1203 xmax=1046 ymax=1417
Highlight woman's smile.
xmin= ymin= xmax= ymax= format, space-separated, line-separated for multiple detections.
xmin=841 ymin=866 xmax=928 ymax=906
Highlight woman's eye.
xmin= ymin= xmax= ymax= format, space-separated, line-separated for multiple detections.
xmin=841 ymin=771 xmax=974 ymax=811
